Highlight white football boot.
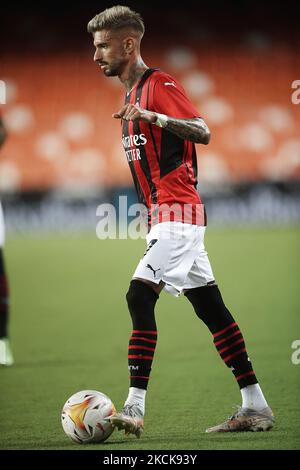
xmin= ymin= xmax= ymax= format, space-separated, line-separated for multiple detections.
xmin=0 ymin=337 xmax=14 ymax=366
xmin=110 ymin=404 xmax=144 ymax=438
xmin=206 ymin=406 xmax=274 ymax=433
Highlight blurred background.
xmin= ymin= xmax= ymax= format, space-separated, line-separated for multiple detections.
xmin=1 ymin=0 xmax=300 ymax=231
xmin=1 ymin=1 xmax=300 ymax=451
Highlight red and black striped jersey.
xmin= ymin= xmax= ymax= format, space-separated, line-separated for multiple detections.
xmin=121 ymin=68 xmax=206 ymax=227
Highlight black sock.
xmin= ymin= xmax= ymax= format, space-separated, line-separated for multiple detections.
xmin=0 ymin=248 xmax=9 ymax=339
xmin=185 ymin=285 xmax=258 ymax=389
xmin=126 ymin=280 xmax=158 ymax=390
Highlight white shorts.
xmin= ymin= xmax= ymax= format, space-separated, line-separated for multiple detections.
xmin=0 ymin=202 xmax=5 ymax=247
xmin=133 ymin=222 xmax=215 ymax=296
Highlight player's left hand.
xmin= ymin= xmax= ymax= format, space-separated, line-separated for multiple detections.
xmin=112 ymin=104 xmax=157 ymax=124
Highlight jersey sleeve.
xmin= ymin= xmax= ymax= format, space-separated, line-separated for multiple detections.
xmin=152 ymin=74 xmax=201 ymax=119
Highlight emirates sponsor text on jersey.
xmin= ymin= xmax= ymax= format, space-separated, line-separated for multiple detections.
xmin=122 ymin=133 xmax=147 ymax=162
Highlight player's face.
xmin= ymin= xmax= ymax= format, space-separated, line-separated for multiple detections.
xmin=93 ymin=30 xmax=128 ymax=77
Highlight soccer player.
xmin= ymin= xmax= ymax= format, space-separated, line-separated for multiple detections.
xmin=87 ymin=6 xmax=274 ymax=436
xmin=0 ymin=116 xmax=14 ymax=366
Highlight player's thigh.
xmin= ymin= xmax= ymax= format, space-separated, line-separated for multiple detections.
xmin=184 ymin=248 xmax=215 ymax=289
xmin=133 ymin=277 xmax=165 ymax=295
xmin=133 ymin=235 xmax=173 ymax=285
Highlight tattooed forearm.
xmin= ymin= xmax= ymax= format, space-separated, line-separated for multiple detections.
xmin=164 ymin=117 xmax=210 ymax=144
xmin=114 ymin=104 xmax=210 ymax=144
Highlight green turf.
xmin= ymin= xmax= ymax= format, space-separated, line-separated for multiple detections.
xmin=0 ymin=226 xmax=299 ymax=450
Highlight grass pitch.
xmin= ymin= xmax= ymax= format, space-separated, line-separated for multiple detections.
xmin=0 ymin=225 xmax=299 ymax=451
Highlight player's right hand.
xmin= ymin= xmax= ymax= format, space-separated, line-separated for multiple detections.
xmin=113 ymin=104 xmax=157 ymax=124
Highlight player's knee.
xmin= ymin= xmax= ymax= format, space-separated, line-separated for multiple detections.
xmin=185 ymin=284 xmax=234 ymax=330
xmin=126 ymin=284 xmax=142 ymax=313
xmin=126 ymin=279 xmax=158 ymax=318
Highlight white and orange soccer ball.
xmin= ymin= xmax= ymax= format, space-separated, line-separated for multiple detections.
xmin=61 ymin=390 xmax=116 ymax=444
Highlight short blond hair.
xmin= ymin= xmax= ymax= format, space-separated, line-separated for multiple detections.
xmin=87 ymin=5 xmax=145 ymax=36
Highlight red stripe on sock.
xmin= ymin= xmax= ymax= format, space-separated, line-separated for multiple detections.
xmin=129 ymin=376 xmax=150 ymax=380
xmin=235 ymin=371 xmax=256 ymax=381
xmin=128 ymin=345 xmax=156 ymax=352
xmin=213 ymin=322 xmax=237 ymax=338
xmin=128 ymin=355 xmax=153 ymax=360
xmin=130 ymin=336 xmax=157 ymax=344
xmin=218 ymin=337 xmax=245 ymax=354
xmin=132 ymin=330 xmax=157 ymax=335
xmin=214 ymin=329 xmax=241 ymax=347
xmin=223 ymin=347 xmax=246 ymax=363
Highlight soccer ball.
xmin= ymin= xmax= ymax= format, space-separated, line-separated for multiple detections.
xmin=61 ymin=390 xmax=115 ymax=444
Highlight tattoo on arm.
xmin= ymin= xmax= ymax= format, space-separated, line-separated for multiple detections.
xmin=164 ymin=117 xmax=210 ymax=144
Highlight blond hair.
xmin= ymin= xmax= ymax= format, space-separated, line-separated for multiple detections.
xmin=87 ymin=5 xmax=145 ymax=36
